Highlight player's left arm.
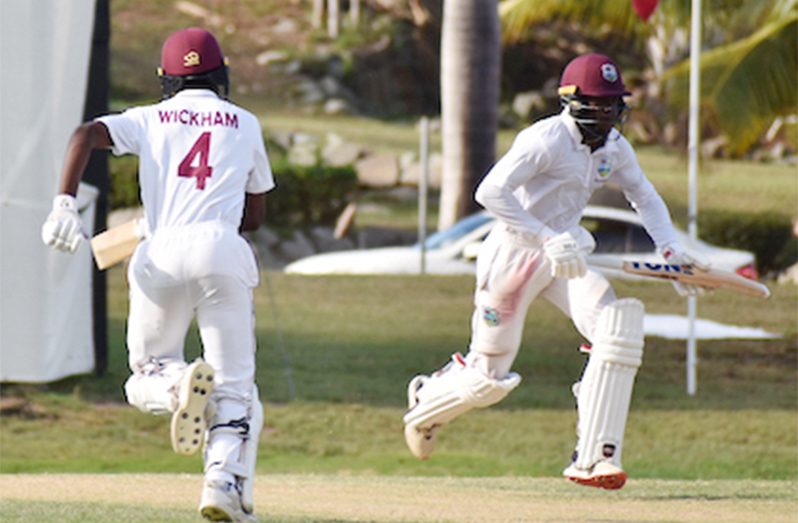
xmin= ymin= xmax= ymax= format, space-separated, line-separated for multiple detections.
xmin=615 ymin=143 xmax=709 ymax=296
xmin=613 ymin=139 xmax=679 ymax=251
xmin=242 ymin=113 xmax=275 ymax=233
xmin=240 ymin=192 xmax=266 ymax=232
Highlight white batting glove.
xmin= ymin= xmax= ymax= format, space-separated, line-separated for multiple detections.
xmin=661 ymin=243 xmax=711 ymax=297
xmin=543 ymin=231 xmax=588 ymax=279
xmin=41 ymin=194 xmax=85 ymax=253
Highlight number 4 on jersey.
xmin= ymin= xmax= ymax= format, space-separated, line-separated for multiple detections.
xmin=178 ymin=132 xmax=213 ymax=189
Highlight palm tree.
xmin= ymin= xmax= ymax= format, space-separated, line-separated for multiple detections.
xmin=438 ymin=0 xmax=501 ymax=230
xmin=499 ymin=0 xmax=797 ymax=156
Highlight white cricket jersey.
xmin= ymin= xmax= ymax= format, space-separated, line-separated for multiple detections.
xmin=475 ymin=110 xmax=678 ymax=249
xmin=97 ymin=90 xmax=275 ymax=232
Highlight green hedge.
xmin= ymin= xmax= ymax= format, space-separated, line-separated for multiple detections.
xmin=108 ymin=154 xmax=140 ymax=209
xmin=267 ymin=159 xmax=358 ymax=229
xmin=699 ymin=210 xmax=796 ymax=276
xmin=108 ymin=149 xmax=357 ymax=231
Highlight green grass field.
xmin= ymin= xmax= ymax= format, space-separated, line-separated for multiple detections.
xmin=2 ymin=270 xmax=796 ymax=479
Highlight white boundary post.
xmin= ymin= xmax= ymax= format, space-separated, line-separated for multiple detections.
xmin=418 ymin=117 xmax=430 ymax=274
xmin=686 ymin=0 xmax=702 ymax=395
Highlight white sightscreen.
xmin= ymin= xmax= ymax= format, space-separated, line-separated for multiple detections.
xmin=0 ymin=0 xmax=98 ymax=382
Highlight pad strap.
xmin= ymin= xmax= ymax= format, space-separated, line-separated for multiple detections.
xmin=203 ymin=385 xmax=263 ymax=513
xmin=123 ymin=359 xmax=186 ymax=415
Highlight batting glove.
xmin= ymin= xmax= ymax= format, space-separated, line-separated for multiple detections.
xmin=543 ymin=231 xmax=588 ymax=279
xmin=41 ymin=194 xmax=84 ymax=253
xmin=661 ymin=243 xmax=711 ymax=297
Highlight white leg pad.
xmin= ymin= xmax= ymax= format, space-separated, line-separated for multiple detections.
xmin=123 ymin=358 xmax=186 ymax=415
xmin=403 ymin=353 xmax=521 ymax=459
xmin=572 ymin=298 xmax=644 ymax=471
xmin=204 ymin=385 xmax=263 ymax=514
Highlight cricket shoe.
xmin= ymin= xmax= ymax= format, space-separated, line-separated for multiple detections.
xmin=199 ymin=480 xmax=258 ymax=523
xmin=171 ymin=359 xmax=215 ymax=455
xmin=563 ymin=460 xmax=627 ymax=490
xmin=403 ymin=375 xmax=438 ymax=460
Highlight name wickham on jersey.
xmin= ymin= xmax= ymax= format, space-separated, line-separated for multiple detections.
xmin=158 ymin=109 xmax=239 ymax=128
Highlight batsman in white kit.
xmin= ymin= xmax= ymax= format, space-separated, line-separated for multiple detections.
xmin=403 ymin=53 xmax=709 ymax=490
xmin=41 ymin=28 xmax=273 ymax=522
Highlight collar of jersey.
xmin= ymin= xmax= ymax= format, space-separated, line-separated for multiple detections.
xmin=173 ymin=89 xmax=220 ymax=99
xmin=560 ymin=109 xmax=619 ymax=153
xmin=560 ymin=109 xmax=584 ymax=148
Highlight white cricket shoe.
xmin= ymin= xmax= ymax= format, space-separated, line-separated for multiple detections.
xmin=563 ymin=460 xmax=628 ymax=490
xmin=171 ymin=359 xmax=214 ymax=455
xmin=199 ymin=480 xmax=258 ymax=523
xmin=403 ymin=375 xmax=437 ymax=460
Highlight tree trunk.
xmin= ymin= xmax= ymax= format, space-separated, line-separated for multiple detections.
xmin=327 ymin=0 xmax=339 ymax=38
xmin=438 ymin=0 xmax=500 ymax=230
xmin=312 ymin=0 xmax=324 ymax=29
xmin=350 ymin=0 xmax=360 ymax=27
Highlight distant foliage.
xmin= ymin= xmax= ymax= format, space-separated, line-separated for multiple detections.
xmin=267 ymin=159 xmax=358 ymax=229
xmin=699 ymin=210 xmax=796 ymax=275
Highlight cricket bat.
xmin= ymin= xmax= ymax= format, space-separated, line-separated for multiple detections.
xmin=90 ymin=219 xmax=143 ymax=270
xmin=590 ymin=259 xmax=771 ymax=298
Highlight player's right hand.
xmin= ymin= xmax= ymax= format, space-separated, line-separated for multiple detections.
xmin=41 ymin=194 xmax=84 ymax=253
xmin=661 ymin=243 xmax=711 ymax=297
xmin=543 ymin=231 xmax=587 ymax=279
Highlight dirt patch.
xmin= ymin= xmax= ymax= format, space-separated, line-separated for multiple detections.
xmin=0 ymin=397 xmax=55 ymax=420
xmin=0 ymin=474 xmax=795 ymax=523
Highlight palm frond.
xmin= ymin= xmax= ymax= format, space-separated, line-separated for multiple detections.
xmin=499 ymin=0 xmax=638 ymax=43
xmin=663 ymin=15 xmax=798 ymax=154
xmin=714 ymin=20 xmax=798 ymax=153
xmin=769 ymin=0 xmax=798 ymax=21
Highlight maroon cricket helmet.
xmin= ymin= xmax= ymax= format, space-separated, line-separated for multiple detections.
xmin=160 ymin=27 xmax=225 ymax=76
xmin=558 ymin=53 xmax=630 ymax=98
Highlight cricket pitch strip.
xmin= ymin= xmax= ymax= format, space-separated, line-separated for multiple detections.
xmin=0 ymin=473 xmax=795 ymax=522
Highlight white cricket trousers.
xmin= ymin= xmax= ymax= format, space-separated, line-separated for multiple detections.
xmin=468 ymin=224 xmax=616 ymax=378
xmin=126 ymin=221 xmax=259 ymax=399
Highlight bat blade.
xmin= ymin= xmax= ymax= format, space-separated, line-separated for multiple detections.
xmin=90 ymin=219 xmax=142 ymax=270
xmin=621 ymin=261 xmax=770 ymax=298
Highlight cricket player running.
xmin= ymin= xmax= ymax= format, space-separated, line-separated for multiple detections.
xmin=403 ymin=53 xmax=708 ymax=489
xmin=41 ymin=28 xmax=274 ymax=522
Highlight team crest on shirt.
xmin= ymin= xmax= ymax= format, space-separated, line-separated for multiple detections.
xmin=482 ymin=306 xmax=500 ymax=327
xmin=595 ymin=157 xmax=612 ymax=181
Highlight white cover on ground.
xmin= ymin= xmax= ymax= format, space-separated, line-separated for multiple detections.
xmin=0 ymin=0 xmax=97 ymax=382
xmin=644 ymin=314 xmax=781 ymax=340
